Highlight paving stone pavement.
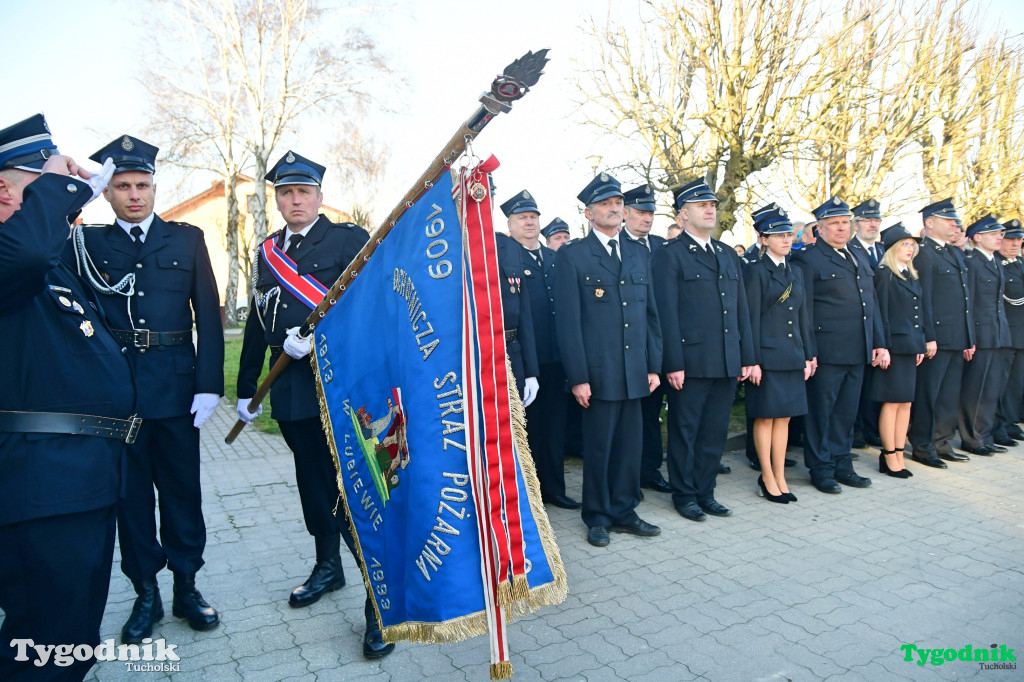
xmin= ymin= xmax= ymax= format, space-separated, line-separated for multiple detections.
xmin=61 ymin=400 xmax=1024 ymax=681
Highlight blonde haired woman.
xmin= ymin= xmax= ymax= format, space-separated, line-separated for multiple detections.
xmin=870 ymin=224 xmax=926 ymax=477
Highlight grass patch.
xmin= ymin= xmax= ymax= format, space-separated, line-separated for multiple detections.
xmin=224 ymin=336 xmax=281 ymax=435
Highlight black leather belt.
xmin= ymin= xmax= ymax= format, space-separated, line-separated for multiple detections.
xmin=0 ymin=410 xmax=142 ymax=444
xmin=112 ymin=329 xmax=192 ymax=349
xmin=505 ymin=328 xmax=518 ymax=343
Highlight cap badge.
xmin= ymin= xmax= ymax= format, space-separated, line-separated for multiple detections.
xmin=644 ymin=186 xmax=651 ymax=195
xmin=600 ymin=173 xmax=608 ymax=182
xmin=869 ymin=199 xmax=877 ymax=208
xmin=286 ymin=152 xmax=296 ymax=163
xmin=523 ymin=191 xmax=530 ymax=199
xmin=121 ymin=136 xmax=134 ymax=152
xmin=833 ymin=197 xmax=841 ymax=206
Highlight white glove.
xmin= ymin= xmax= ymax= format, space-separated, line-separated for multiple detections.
xmin=283 ymin=326 xmax=311 ymax=360
xmin=523 ymin=377 xmax=539 ymax=407
xmin=190 ymin=393 xmax=221 ymax=428
xmin=85 ymin=158 xmax=115 ymax=205
xmin=236 ymin=398 xmax=263 ymax=423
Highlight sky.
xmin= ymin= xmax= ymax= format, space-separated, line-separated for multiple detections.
xmin=3 ymin=0 xmax=1023 ymax=244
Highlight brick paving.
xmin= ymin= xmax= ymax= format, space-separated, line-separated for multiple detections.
xmin=59 ymin=399 xmax=1024 ymax=680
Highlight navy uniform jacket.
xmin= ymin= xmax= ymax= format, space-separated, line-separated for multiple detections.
xmin=793 ymin=241 xmax=885 ymax=365
xmin=964 ymin=251 xmax=1012 ymax=350
xmin=848 ymin=238 xmax=882 ymax=270
xmin=1000 ymin=256 xmax=1024 ymax=349
xmin=914 ymin=238 xmax=974 ymax=350
xmin=652 ymin=232 xmax=755 ymax=378
xmin=555 ymin=230 xmax=662 ymax=401
xmin=623 ymin=232 xmax=667 ymax=255
xmin=509 ymin=238 xmax=557 ymax=365
xmin=743 ymin=255 xmax=813 ymax=370
xmin=66 ymin=215 xmax=223 ymax=419
xmin=238 ymin=216 xmax=367 ymax=421
xmin=873 ymin=266 xmax=926 ymax=355
xmin=496 ymin=234 xmax=539 ymax=388
xmin=0 ymin=174 xmax=134 ymax=525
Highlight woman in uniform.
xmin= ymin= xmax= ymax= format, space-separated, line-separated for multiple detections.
xmin=870 ymin=223 xmax=925 ymax=478
xmin=743 ymin=208 xmax=814 ymax=503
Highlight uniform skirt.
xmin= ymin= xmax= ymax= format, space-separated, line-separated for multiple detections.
xmin=869 ymin=353 xmax=917 ymax=403
xmin=746 ymin=369 xmax=808 ymax=419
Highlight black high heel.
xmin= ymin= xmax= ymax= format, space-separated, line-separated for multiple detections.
xmin=757 ymin=475 xmax=789 ymax=503
xmin=895 ymin=445 xmax=913 ymax=477
xmin=880 ymin=449 xmax=910 ymax=479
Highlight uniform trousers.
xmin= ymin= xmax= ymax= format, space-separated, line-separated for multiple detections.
xmin=854 ymin=370 xmax=880 ymax=441
xmin=959 ymin=348 xmax=1012 ymax=450
xmin=665 ymin=377 xmax=733 ymax=506
xmin=909 ymin=350 xmax=965 ymax=459
xmin=580 ymin=398 xmax=642 ymax=529
xmin=118 ymin=415 xmax=206 ymax=581
xmin=994 ymin=348 xmax=1024 ymax=440
xmin=525 ymin=362 xmax=568 ymax=499
xmin=639 ymin=381 xmax=667 ymax=482
xmin=0 ymin=505 xmax=116 ymax=681
xmin=804 ymin=363 xmax=863 ymax=482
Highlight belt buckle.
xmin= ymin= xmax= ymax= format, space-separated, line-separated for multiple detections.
xmin=132 ymin=329 xmax=150 ymax=349
xmin=125 ymin=416 xmax=143 ymax=444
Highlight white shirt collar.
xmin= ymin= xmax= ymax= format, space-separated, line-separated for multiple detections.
xmin=767 ymin=252 xmax=786 ymax=267
xmin=592 ymin=228 xmax=619 ymax=254
xmin=856 ymin=236 xmax=877 ymax=251
xmin=116 ymin=213 xmax=156 ymax=241
xmin=283 ymin=219 xmax=318 ymax=249
xmin=975 ymin=248 xmax=995 ymax=261
xmin=685 ymin=230 xmax=711 ymax=251
xmin=927 ymin=235 xmax=947 ymax=248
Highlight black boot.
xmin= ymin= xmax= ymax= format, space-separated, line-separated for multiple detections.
xmin=290 ymin=535 xmax=346 ymax=607
xmin=363 ymin=597 xmax=395 ymax=659
xmin=171 ymin=571 xmax=219 ymax=631
xmin=121 ymin=578 xmax=163 ymax=644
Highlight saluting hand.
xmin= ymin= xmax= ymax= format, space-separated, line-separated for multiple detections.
xmin=647 ymin=373 xmax=660 ymax=393
xmin=666 ymin=370 xmax=685 ymax=391
xmin=572 ymin=383 xmax=592 ymax=409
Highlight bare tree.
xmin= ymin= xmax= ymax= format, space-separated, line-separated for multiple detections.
xmin=144 ymin=0 xmax=390 ymax=325
xmin=576 ymin=0 xmax=869 ymax=236
xmin=329 ymin=114 xmax=390 ymax=229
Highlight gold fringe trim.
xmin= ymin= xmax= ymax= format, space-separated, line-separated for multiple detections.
xmin=490 ymin=661 xmax=513 ymax=680
xmin=503 ymin=355 xmax=569 ymax=613
xmin=497 ymin=579 xmax=513 ymax=610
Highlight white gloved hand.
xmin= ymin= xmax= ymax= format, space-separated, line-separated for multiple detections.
xmin=190 ymin=393 xmax=221 ymax=428
xmin=283 ymin=326 xmax=311 ymax=360
xmin=85 ymin=158 xmax=115 ymax=205
xmin=236 ymin=398 xmax=263 ymax=423
xmin=523 ymin=377 xmax=539 ymax=407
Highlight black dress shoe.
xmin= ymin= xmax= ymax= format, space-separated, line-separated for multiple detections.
xmin=942 ymin=450 xmax=972 ymax=461
xmin=994 ymin=436 xmax=1018 ymax=447
xmin=675 ymin=501 xmax=706 ymax=522
xmin=865 ymin=434 xmax=883 ymax=447
xmin=813 ymin=478 xmax=842 ymax=494
xmin=1007 ymin=426 xmax=1024 ymax=440
xmin=543 ymin=493 xmax=582 ymax=509
xmin=698 ymin=499 xmax=732 ymax=517
xmin=641 ymin=472 xmax=673 ymax=494
xmin=122 ymin=579 xmax=163 ymax=644
xmin=834 ymin=472 xmax=872 ymax=488
xmin=989 ymin=444 xmax=1008 ymax=453
xmin=852 ymin=436 xmax=867 ymax=448
xmin=718 ymin=463 xmax=731 ymax=474
xmin=363 ymin=597 xmax=395 ymax=659
xmin=746 ymin=458 xmax=760 ymax=471
xmin=171 ymin=572 xmax=219 ymax=631
xmin=966 ymin=445 xmax=996 ymax=456
xmin=291 ymin=535 xmax=346 ymax=607
xmin=587 ymin=526 xmax=610 ymax=547
xmin=912 ymin=454 xmax=948 ymax=469
xmin=610 ymin=518 xmax=661 ymax=537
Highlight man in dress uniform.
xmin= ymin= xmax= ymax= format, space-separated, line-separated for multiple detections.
xmin=541 ymin=216 xmax=571 ymax=251
xmin=235 ymin=151 xmax=392 ymax=658
xmin=848 ymin=199 xmax=884 ymax=450
xmin=993 ymin=219 xmax=1024 ymax=444
xmin=653 ymin=180 xmax=756 ymax=520
xmin=494 ymin=230 xmax=540 ymax=399
xmin=70 ymin=135 xmax=223 ymax=642
xmin=908 ymin=198 xmax=975 ymax=468
xmin=959 ymin=215 xmax=1012 ymax=455
xmin=793 ymin=197 xmax=887 ymax=493
xmin=0 ymin=115 xmax=129 ymax=679
xmin=620 ymin=184 xmax=672 ymax=493
xmin=501 ymin=191 xmax=577 ymax=509
xmin=555 ymin=172 xmax=662 ymax=547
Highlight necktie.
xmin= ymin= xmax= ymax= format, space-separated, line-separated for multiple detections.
xmin=609 ymin=239 xmax=619 ymax=261
xmin=530 ymin=248 xmax=543 ymax=266
xmin=286 ymin=234 xmax=304 ymax=258
xmin=638 ymin=236 xmax=648 ymax=248
xmin=130 ymin=225 xmax=144 ymax=244
xmin=868 ymin=244 xmax=878 ymax=267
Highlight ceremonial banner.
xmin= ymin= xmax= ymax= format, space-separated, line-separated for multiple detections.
xmin=312 ymin=160 xmax=566 ymax=678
